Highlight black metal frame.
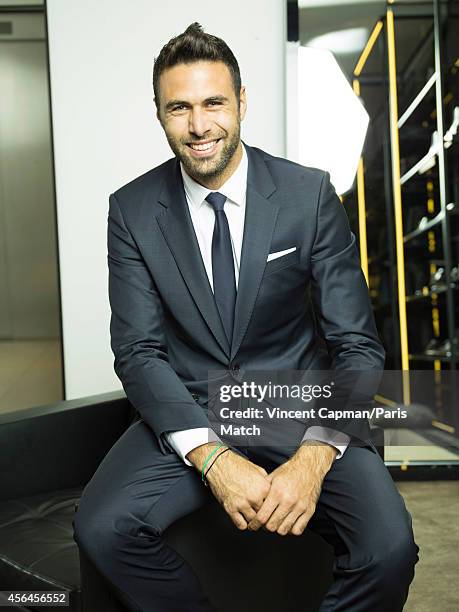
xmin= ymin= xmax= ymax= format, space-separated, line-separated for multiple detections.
xmin=288 ymin=0 xmax=459 ymax=473
xmin=390 ymin=0 xmax=458 ymax=447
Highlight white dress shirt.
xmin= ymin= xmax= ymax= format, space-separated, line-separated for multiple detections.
xmin=165 ymin=144 xmax=350 ymax=464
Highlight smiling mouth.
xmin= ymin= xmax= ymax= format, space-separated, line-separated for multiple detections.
xmin=187 ymin=139 xmax=221 ymax=153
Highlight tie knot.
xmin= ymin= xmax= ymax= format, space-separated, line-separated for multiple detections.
xmin=205 ymin=192 xmax=227 ymax=212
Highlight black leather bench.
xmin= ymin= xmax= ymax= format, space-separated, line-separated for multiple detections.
xmin=0 ymin=392 xmax=384 ymax=611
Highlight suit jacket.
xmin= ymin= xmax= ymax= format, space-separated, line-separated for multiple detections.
xmin=108 ymin=143 xmax=385 ymax=454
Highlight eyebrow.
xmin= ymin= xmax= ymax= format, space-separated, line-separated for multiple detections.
xmin=164 ymin=95 xmax=229 ymax=111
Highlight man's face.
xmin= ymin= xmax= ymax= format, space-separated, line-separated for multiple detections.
xmin=156 ymin=61 xmax=246 ymax=183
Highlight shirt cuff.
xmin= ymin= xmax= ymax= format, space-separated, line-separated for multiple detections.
xmin=165 ymin=428 xmax=222 ymax=466
xmin=301 ymin=426 xmax=350 ymax=460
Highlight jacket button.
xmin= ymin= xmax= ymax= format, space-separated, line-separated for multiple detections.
xmin=191 ymin=393 xmax=200 ymax=401
xmin=231 ymin=364 xmax=240 ymax=373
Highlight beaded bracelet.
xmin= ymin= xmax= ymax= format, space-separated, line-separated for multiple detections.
xmin=203 ymin=447 xmax=230 ymax=486
xmin=201 ymin=443 xmax=224 ymax=483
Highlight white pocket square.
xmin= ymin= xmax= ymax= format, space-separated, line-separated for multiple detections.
xmin=266 ymin=247 xmax=297 ymax=262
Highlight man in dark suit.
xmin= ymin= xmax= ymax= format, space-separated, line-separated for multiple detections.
xmin=74 ymin=23 xmax=419 ymax=612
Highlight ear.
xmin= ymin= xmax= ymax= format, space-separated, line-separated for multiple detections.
xmin=239 ymin=86 xmax=247 ymax=121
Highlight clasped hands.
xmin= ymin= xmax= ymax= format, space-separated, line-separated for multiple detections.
xmin=188 ymin=441 xmax=337 ymax=536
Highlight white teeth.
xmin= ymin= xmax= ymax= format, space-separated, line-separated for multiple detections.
xmin=189 ymin=140 xmax=218 ymax=151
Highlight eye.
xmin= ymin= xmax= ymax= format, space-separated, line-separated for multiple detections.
xmin=207 ymin=100 xmax=222 ymax=106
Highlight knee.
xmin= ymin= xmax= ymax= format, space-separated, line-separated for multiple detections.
xmin=73 ymin=502 xmax=117 ymax=558
xmin=73 ymin=499 xmax=163 ymax=562
xmin=372 ymin=523 xmax=419 ymax=587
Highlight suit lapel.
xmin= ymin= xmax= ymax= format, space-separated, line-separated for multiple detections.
xmin=154 ymin=145 xmax=279 ymax=362
xmin=230 ymin=145 xmax=279 ymax=360
xmin=156 ymin=161 xmax=231 ymax=357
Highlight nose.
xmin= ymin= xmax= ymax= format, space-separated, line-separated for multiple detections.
xmin=188 ymin=106 xmax=212 ymax=138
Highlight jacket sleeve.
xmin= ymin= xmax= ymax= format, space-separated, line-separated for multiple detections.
xmin=108 ymin=192 xmax=211 ymax=453
xmin=310 ymin=171 xmax=385 ymax=369
xmin=309 ymin=171 xmax=385 ymax=442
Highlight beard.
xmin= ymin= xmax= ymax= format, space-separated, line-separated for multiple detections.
xmin=165 ymin=122 xmax=241 ymax=183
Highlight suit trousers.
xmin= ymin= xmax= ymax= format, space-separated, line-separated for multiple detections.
xmin=73 ymin=418 xmax=419 ymax=612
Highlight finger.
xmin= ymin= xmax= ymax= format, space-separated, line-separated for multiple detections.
xmin=240 ymin=503 xmax=257 ymax=524
xmin=277 ymin=508 xmax=304 ymax=536
xmin=230 ymin=511 xmax=248 ymax=531
xmin=265 ymin=504 xmax=291 ymax=532
xmin=290 ymin=511 xmax=313 ymax=536
xmin=250 ymin=493 xmax=268 ymax=512
xmin=247 ymin=496 xmax=278 ymax=531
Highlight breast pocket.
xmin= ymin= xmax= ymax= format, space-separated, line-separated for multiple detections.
xmin=263 ymin=248 xmax=301 ymax=277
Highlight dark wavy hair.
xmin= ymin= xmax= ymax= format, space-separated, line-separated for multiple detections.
xmin=153 ymin=22 xmax=241 ymax=108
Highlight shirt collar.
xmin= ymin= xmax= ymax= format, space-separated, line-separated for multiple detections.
xmin=180 ymin=142 xmax=248 ymax=210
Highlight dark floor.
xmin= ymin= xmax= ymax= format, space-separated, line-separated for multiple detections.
xmin=396 ymin=481 xmax=459 ymax=611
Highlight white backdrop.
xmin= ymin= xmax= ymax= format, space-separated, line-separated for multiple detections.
xmin=46 ymin=0 xmax=287 ymax=398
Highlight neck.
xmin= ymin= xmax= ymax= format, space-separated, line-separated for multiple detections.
xmin=187 ymin=142 xmax=243 ymax=190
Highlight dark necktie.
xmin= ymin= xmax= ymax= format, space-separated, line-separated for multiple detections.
xmin=205 ymin=192 xmax=237 ymax=344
